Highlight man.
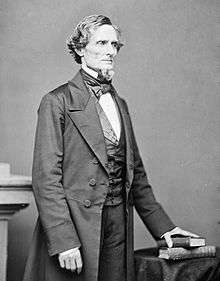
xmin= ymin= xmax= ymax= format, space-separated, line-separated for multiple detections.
xmin=23 ymin=15 xmax=197 ymax=281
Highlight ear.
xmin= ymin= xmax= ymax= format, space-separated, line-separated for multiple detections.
xmin=75 ymin=48 xmax=85 ymax=57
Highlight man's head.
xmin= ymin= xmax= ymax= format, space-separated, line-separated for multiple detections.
xmin=67 ymin=15 xmax=123 ymax=73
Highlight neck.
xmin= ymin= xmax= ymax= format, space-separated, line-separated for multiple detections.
xmin=81 ymin=62 xmax=98 ymax=79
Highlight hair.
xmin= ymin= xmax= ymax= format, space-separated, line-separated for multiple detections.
xmin=67 ymin=15 xmax=124 ymax=64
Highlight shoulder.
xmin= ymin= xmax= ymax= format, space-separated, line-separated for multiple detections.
xmin=113 ymin=85 xmax=128 ymax=107
xmin=37 ymin=83 xmax=71 ymax=116
xmin=41 ymin=82 xmax=69 ymax=104
xmin=40 ymin=71 xmax=83 ymax=108
xmin=116 ymin=94 xmax=130 ymax=114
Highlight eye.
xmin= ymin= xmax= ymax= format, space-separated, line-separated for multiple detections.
xmin=97 ymin=40 xmax=107 ymax=46
xmin=112 ymin=42 xmax=119 ymax=49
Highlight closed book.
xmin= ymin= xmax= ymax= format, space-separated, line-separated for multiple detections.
xmin=157 ymin=236 xmax=206 ymax=248
xmin=158 ymin=245 xmax=216 ymax=260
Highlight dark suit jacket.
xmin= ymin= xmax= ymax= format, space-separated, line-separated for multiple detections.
xmin=23 ymin=71 xmax=175 ymax=281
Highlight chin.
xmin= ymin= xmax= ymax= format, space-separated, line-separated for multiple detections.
xmin=103 ymin=64 xmax=114 ymax=70
xmin=99 ymin=62 xmax=114 ymax=69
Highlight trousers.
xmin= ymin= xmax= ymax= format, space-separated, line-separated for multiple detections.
xmin=98 ymin=203 xmax=126 ymax=281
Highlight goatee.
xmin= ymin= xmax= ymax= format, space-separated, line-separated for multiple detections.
xmin=99 ymin=68 xmax=115 ymax=81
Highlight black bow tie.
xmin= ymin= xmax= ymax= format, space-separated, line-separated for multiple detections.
xmin=81 ymin=69 xmax=115 ymax=99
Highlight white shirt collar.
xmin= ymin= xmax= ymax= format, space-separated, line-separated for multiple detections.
xmin=81 ymin=62 xmax=98 ymax=79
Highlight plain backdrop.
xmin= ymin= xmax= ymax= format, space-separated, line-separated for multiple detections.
xmin=0 ymin=1 xmax=219 ymax=280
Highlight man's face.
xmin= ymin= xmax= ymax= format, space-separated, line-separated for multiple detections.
xmin=80 ymin=24 xmax=119 ymax=71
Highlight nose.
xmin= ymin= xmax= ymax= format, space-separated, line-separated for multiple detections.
xmin=105 ymin=43 xmax=117 ymax=56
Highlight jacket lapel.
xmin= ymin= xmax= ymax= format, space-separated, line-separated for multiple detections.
xmin=114 ymin=95 xmax=134 ymax=186
xmin=67 ymin=71 xmax=108 ymax=173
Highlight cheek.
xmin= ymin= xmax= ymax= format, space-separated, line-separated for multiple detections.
xmin=85 ymin=47 xmax=103 ymax=59
xmin=91 ymin=50 xmax=103 ymax=59
xmin=91 ymin=53 xmax=100 ymax=60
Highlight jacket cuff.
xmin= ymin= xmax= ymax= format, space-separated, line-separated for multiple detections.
xmin=143 ymin=207 xmax=176 ymax=238
xmin=45 ymin=221 xmax=81 ymax=256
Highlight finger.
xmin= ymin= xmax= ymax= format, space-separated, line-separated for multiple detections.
xmin=75 ymin=254 xmax=83 ymax=274
xmin=58 ymin=256 xmax=65 ymax=268
xmin=64 ymin=258 xmax=71 ymax=270
xmin=70 ymin=256 xmax=76 ymax=272
xmin=164 ymin=235 xmax=173 ymax=248
xmin=175 ymin=229 xmax=199 ymax=238
xmin=183 ymin=231 xmax=199 ymax=238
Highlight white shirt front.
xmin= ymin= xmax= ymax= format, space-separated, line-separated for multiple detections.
xmin=82 ymin=64 xmax=121 ymax=140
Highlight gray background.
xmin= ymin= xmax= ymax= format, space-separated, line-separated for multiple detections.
xmin=0 ymin=0 xmax=219 ymax=280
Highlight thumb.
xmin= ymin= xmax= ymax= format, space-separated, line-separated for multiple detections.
xmin=164 ymin=235 xmax=173 ymax=248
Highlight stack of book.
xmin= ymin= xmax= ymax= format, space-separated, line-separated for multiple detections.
xmin=157 ymin=236 xmax=216 ymax=260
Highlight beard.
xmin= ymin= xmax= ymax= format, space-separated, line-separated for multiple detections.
xmin=99 ymin=68 xmax=115 ymax=81
xmin=82 ymin=59 xmax=115 ymax=82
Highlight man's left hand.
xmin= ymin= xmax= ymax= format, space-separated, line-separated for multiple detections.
xmin=161 ymin=227 xmax=199 ymax=248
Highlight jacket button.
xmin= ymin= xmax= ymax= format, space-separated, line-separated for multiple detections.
xmin=89 ymin=178 xmax=96 ymax=186
xmin=129 ymin=163 xmax=134 ymax=169
xmin=126 ymin=182 xmax=130 ymax=189
xmin=109 ymin=177 xmax=114 ymax=185
xmin=84 ymin=199 xmax=91 ymax=208
xmin=92 ymin=158 xmax=99 ymax=164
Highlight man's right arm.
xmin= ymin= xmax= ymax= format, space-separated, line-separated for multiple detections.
xmin=32 ymin=93 xmax=81 ymax=256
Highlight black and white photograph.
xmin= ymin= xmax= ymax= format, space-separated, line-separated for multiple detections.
xmin=0 ymin=1 xmax=219 ymax=281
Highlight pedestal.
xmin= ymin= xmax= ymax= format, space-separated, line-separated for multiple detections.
xmin=0 ymin=175 xmax=32 ymax=281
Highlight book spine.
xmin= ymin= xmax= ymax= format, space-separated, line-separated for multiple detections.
xmin=157 ymin=238 xmax=190 ymax=248
xmin=161 ymin=246 xmax=216 ymax=260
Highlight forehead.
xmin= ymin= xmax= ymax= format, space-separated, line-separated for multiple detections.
xmin=89 ymin=24 xmax=118 ymax=42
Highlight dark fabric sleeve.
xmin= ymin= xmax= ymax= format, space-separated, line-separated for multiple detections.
xmin=124 ymin=100 xmax=175 ymax=238
xmin=32 ymin=93 xmax=81 ymax=256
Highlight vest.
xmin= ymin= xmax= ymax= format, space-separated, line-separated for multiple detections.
xmin=95 ymin=100 xmax=126 ymax=206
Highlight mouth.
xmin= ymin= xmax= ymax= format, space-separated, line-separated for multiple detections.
xmin=102 ymin=59 xmax=113 ymax=63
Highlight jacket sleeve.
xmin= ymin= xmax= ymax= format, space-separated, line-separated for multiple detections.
xmin=124 ymin=101 xmax=175 ymax=238
xmin=32 ymin=93 xmax=81 ymax=256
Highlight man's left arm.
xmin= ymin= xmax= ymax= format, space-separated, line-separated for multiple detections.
xmin=125 ymin=101 xmax=198 ymax=243
xmin=131 ymin=130 xmax=175 ymax=238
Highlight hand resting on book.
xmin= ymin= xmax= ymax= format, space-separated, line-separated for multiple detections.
xmin=157 ymin=236 xmax=205 ymax=248
xmin=161 ymin=226 xmax=199 ymax=248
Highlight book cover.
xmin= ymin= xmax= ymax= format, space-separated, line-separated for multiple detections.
xmin=157 ymin=236 xmax=206 ymax=248
xmin=158 ymin=245 xmax=216 ymax=260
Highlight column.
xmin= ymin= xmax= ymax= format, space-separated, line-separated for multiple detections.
xmin=0 ymin=175 xmax=32 ymax=281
